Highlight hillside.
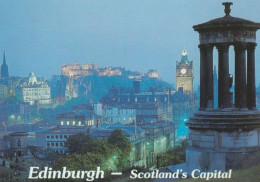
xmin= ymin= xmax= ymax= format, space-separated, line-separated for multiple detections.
xmin=84 ymin=75 xmax=172 ymax=101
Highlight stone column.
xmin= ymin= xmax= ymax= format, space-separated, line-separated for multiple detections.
xmin=217 ymin=43 xmax=230 ymax=108
xmin=206 ymin=44 xmax=214 ymax=108
xmin=199 ymin=44 xmax=207 ymax=110
xmin=234 ymin=42 xmax=247 ymax=109
xmin=247 ymin=43 xmax=257 ymax=109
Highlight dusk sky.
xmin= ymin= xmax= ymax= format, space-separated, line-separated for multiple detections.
xmin=1 ymin=0 xmax=260 ymax=87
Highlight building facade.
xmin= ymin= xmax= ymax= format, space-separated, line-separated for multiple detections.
xmin=94 ymin=104 xmax=136 ymax=125
xmin=15 ymin=73 xmax=52 ymax=105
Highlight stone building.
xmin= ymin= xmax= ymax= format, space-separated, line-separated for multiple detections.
xmin=61 ymin=61 xmax=122 ymax=78
xmin=9 ymin=132 xmax=28 ymax=156
xmin=95 ymin=104 xmax=136 ymax=125
xmin=147 ymin=69 xmax=159 ymax=78
xmin=176 ymin=49 xmax=194 ymax=94
xmin=15 ymin=73 xmax=52 ymax=105
xmin=186 ymin=2 xmax=260 ymax=171
xmin=57 ymin=104 xmax=95 ymax=127
xmin=61 ymin=61 xmax=99 ymax=78
xmin=35 ymin=126 xmax=87 ymax=154
xmin=0 ymin=85 xmax=8 ymax=99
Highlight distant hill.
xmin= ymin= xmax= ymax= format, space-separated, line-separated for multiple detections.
xmin=83 ymin=75 xmax=172 ymax=102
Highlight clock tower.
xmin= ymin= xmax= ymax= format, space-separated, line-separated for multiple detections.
xmin=176 ymin=49 xmax=194 ymax=94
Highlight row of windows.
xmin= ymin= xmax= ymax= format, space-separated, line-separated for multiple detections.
xmin=60 ymin=121 xmax=82 ymax=126
xmin=104 ymin=109 xmax=135 ymax=115
xmin=60 ymin=120 xmax=94 ymax=126
xmin=55 ymin=150 xmax=68 ymax=154
xmin=116 ymin=117 xmax=134 ymax=123
xmin=47 ymin=142 xmax=65 ymax=147
xmin=23 ymin=91 xmax=50 ymax=95
xmin=46 ymin=134 xmax=70 ymax=139
xmin=107 ymin=116 xmax=135 ymax=123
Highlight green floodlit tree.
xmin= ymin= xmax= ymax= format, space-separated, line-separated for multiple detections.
xmin=54 ymin=129 xmax=132 ymax=172
xmin=108 ymin=129 xmax=132 ymax=170
xmin=54 ymin=153 xmax=103 ymax=171
xmin=158 ymin=139 xmax=188 ymax=168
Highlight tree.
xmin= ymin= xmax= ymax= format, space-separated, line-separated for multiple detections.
xmin=65 ymin=133 xmax=93 ymax=154
xmin=55 ymin=130 xmax=132 ymax=172
xmin=108 ymin=129 xmax=132 ymax=154
xmin=158 ymin=139 xmax=188 ymax=168
xmin=108 ymin=129 xmax=132 ymax=169
xmin=54 ymin=153 xmax=104 ymax=171
xmin=87 ymin=139 xmax=115 ymax=158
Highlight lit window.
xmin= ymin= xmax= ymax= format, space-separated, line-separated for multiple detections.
xmin=78 ymin=121 xmax=81 ymax=126
xmin=67 ymin=121 xmax=69 ymax=125
xmin=72 ymin=121 xmax=75 ymax=125
xmin=61 ymin=121 xmax=64 ymax=125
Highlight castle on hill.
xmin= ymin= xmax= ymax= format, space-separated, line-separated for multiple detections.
xmin=61 ymin=61 xmax=159 ymax=79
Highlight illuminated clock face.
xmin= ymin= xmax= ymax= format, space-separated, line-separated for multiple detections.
xmin=181 ymin=68 xmax=187 ymax=74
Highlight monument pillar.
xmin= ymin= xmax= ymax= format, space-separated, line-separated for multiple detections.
xmin=199 ymin=45 xmax=207 ymax=110
xmin=234 ymin=43 xmax=247 ymax=109
xmin=206 ymin=45 xmax=214 ymax=108
xmin=247 ymin=43 xmax=257 ymax=109
xmin=217 ymin=43 xmax=230 ymax=108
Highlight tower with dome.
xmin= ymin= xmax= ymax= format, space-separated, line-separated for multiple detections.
xmin=176 ymin=49 xmax=194 ymax=94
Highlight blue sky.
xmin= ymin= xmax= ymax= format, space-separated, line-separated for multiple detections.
xmin=1 ymin=0 xmax=260 ymax=87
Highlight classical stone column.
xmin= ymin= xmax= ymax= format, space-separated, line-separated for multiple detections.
xmin=234 ymin=42 xmax=247 ymax=109
xmin=217 ymin=43 xmax=230 ymax=108
xmin=206 ymin=44 xmax=214 ymax=108
xmin=247 ymin=43 xmax=257 ymax=109
xmin=199 ymin=44 xmax=207 ymax=110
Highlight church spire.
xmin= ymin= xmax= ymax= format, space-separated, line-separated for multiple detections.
xmin=3 ymin=50 xmax=6 ymax=64
xmin=1 ymin=50 xmax=9 ymax=78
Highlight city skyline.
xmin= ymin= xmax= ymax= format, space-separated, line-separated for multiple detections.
xmin=1 ymin=0 xmax=260 ymax=86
